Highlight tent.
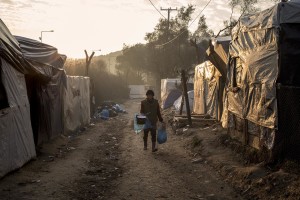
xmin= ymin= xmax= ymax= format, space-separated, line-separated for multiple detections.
xmin=174 ymin=90 xmax=194 ymax=113
xmin=15 ymin=36 xmax=67 ymax=145
xmin=0 ymin=19 xmax=49 ymax=177
xmin=223 ymin=1 xmax=300 ymax=159
xmin=161 ymin=78 xmax=193 ymax=110
xmin=64 ymin=76 xmax=90 ymax=134
xmin=193 ymin=37 xmax=231 ymax=120
xmin=161 ymin=79 xmax=181 ymax=110
xmin=193 ymin=61 xmax=221 ymax=119
xmin=0 ymin=18 xmax=67 ymax=177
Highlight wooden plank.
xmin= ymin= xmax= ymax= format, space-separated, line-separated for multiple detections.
xmin=174 ymin=117 xmax=216 ymax=122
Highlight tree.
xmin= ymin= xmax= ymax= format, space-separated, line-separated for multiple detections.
xmin=218 ymin=0 xmax=260 ymax=36
xmin=229 ymin=0 xmax=259 ymax=16
xmin=193 ymin=15 xmax=214 ymax=39
xmin=116 ymin=5 xmax=198 ymax=90
xmin=144 ymin=5 xmax=197 ymax=77
xmin=116 ymin=44 xmax=146 ymax=85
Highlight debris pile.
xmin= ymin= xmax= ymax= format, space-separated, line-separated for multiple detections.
xmin=93 ymin=101 xmax=127 ymax=120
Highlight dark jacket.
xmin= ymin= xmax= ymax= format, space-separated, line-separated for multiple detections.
xmin=140 ymin=99 xmax=163 ymax=128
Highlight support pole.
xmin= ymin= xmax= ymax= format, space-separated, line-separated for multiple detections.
xmin=181 ymin=69 xmax=192 ymax=126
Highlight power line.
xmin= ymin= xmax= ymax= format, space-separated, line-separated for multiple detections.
xmin=156 ymin=0 xmax=213 ymax=48
xmin=148 ymin=0 xmax=167 ymax=19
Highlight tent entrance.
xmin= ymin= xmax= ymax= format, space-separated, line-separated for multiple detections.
xmin=0 ymin=63 xmax=9 ymax=110
xmin=277 ymin=23 xmax=300 ymax=159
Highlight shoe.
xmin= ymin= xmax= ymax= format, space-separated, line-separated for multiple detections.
xmin=152 ymin=148 xmax=158 ymax=152
xmin=144 ymin=147 xmax=147 ymax=150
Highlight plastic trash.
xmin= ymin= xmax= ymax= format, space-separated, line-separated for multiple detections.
xmin=157 ymin=123 xmax=167 ymax=144
xmin=134 ymin=113 xmax=144 ymax=134
xmin=101 ymin=109 xmax=109 ymax=120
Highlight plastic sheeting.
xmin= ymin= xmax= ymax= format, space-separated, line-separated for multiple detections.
xmin=161 ymin=79 xmax=181 ymax=109
xmin=0 ymin=20 xmax=56 ymax=81
xmin=206 ymin=36 xmax=230 ymax=79
xmin=0 ymin=18 xmax=67 ymax=177
xmin=16 ymin=36 xmax=67 ymax=145
xmin=16 ymin=36 xmax=67 ymax=70
xmin=64 ymin=76 xmax=90 ymax=133
xmin=174 ymin=90 xmax=194 ymax=113
xmin=0 ymin=59 xmax=36 ymax=178
xmin=224 ymin=1 xmax=300 ymax=151
xmin=193 ymin=61 xmax=220 ymax=119
xmin=227 ymin=17 xmax=279 ymax=130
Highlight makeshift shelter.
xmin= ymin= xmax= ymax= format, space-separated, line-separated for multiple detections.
xmin=161 ymin=79 xmax=181 ymax=110
xmin=64 ymin=76 xmax=90 ymax=133
xmin=0 ymin=19 xmax=57 ymax=177
xmin=161 ymin=78 xmax=193 ymax=110
xmin=174 ymin=90 xmax=194 ymax=113
xmin=0 ymin=17 xmax=68 ymax=177
xmin=223 ymin=1 xmax=300 ymax=159
xmin=15 ymin=36 xmax=67 ymax=145
xmin=193 ymin=37 xmax=231 ymax=120
xmin=193 ymin=61 xmax=221 ymax=119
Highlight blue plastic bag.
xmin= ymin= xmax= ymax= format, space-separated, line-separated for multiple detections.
xmin=101 ymin=109 xmax=109 ymax=120
xmin=157 ymin=124 xmax=167 ymax=144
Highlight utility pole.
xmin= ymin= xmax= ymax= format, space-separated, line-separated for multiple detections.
xmin=160 ymin=7 xmax=177 ymax=35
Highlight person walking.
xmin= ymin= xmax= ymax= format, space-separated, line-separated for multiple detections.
xmin=140 ymin=90 xmax=163 ymax=152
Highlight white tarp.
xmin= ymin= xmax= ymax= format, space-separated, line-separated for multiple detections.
xmin=64 ymin=76 xmax=90 ymax=133
xmin=0 ymin=59 xmax=36 ymax=178
xmin=129 ymin=85 xmax=146 ymax=99
xmin=161 ymin=79 xmax=181 ymax=109
xmin=174 ymin=90 xmax=194 ymax=113
xmin=194 ymin=61 xmax=220 ymax=119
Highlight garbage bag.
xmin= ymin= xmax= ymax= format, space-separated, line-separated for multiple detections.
xmin=101 ymin=109 xmax=109 ymax=120
xmin=157 ymin=124 xmax=167 ymax=144
xmin=134 ymin=113 xmax=144 ymax=134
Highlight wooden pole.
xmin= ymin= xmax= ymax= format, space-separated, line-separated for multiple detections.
xmin=84 ymin=50 xmax=95 ymax=77
xmin=179 ymin=93 xmax=184 ymax=115
xmin=181 ymin=69 xmax=192 ymax=126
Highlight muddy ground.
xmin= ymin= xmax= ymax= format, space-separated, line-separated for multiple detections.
xmin=1 ymin=99 xmax=300 ymax=200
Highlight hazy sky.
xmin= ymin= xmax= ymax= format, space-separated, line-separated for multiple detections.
xmin=0 ymin=0 xmax=275 ymax=58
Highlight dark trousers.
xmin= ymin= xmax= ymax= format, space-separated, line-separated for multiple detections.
xmin=143 ymin=128 xmax=156 ymax=147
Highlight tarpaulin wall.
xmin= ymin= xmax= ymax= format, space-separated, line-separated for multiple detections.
xmin=0 ymin=59 xmax=36 ymax=178
xmin=64 ymin=76 xmax=90 ymax=133
xmin=25 ymin=69 xmax=65 ymax=145
xmin=0 ymin=19 xmax=39 ymax=178
xmin=0 ymin=19 xmax=67 ymax=177
xmin=225 ymin=15 xmax=278 ymax=150
xmin=161 ymin=79 xmax=181 ymax=110
xmin=174 ymin=90 xmax=194 ymax=113
xmin=224 ymin=2 xmax=300 ymax=157
xmin=194 ymin=61 xmax=221 ymax=119
xmin=16 ymin=36 xmax=67 ymax=146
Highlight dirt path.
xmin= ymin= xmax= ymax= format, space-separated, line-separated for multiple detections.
xmin=0 ymin=99 xmax=242 ymax=200
xmin=111 ymin=100 xmax=242 ymax=200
